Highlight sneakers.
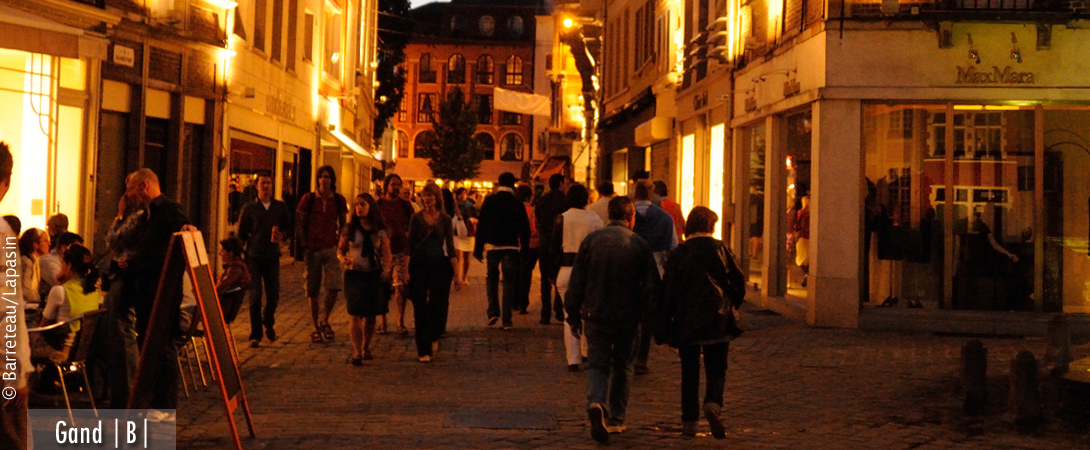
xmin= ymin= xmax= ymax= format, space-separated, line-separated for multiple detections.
xmin=502 ymin=324 xmax=513 ymax=331
xmin=704 ymin=403 xmax=725 ymax=439
xmin=487 ymin=317 xmax=499 ymax=327
xmin=587 ymin=403 xmax=608 ymax=443
xmin=418 ymin=355 xmax=431 ymax=363
xmin=605 ymin=423 xmax=626 ymax=434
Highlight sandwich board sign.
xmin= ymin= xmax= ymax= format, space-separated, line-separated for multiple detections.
xmin=129 ymin=231 xmax=255 ymax=449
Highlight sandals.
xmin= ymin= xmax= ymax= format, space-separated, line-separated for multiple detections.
xmin=320 ymin=323 xmax=335 ymax=340
xmin=310 ymin=331 xmax=324 ymax=343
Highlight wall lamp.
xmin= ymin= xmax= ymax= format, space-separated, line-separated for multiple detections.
xmin=752 ymin=68 xmax=796 ymax=83
xmin=1010 ymin=32 xmax=1022 ymax=63
xmin=967 ymin=33 xmax=980 ymax=64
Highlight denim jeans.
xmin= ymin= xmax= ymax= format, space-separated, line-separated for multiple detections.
xmin=485 ymin=250 xmax=520 ymax=326
xmin=583 ymin=321 xmax=639 ymax=425
xmin=248 ymin=256 xmax=281 ymax=340
xmin=679 ymin=342 xmax=729 ymax=422
xmin=517 ymin=248 xmax=538 ymax=312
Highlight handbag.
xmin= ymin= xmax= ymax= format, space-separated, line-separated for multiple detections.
xmin=452 ymin=215 xmax=468 ymax=238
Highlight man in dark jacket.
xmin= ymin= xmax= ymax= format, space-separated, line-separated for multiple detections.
xmin=121 ymin=168 xmax=192 ymax=409
xmin=533 ymin=173 xmax=568 ymax=324
xmin=565 ymin=196 xmax=660 ymax=443
xmin=473 ymin=172 xmax=530 ymax=329
xmin=237 ymin=172 xmax=291 ymax=347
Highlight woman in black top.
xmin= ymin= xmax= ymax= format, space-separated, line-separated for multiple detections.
xmin=338 ymin=194 xmax=392 ymax=365
xmin=656 ymin=206 xmax=745 ymax=439
xmin=406 ymin=183 xmax=457 ymax=362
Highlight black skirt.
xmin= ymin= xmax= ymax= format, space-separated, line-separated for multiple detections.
xmin=344 ymin=269 xmax=390 ymax=317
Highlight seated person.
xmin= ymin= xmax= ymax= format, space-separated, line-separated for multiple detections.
xmin=216 ymin=237 xmax=251 ymax=324
xmin=33 ymin=244 xmax=101 ymax=364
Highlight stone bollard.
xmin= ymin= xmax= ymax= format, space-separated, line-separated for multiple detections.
xmin=961 ymin=339 xmax=987 ymax=413
xmin=1046 ymin=314 xmax=1072 ymax=375
xmin=1008 ymin=350 xmax=1043 ymax=424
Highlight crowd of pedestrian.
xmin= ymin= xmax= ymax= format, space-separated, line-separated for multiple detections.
xmin=0 ymin=135 xmax=746 ymax=445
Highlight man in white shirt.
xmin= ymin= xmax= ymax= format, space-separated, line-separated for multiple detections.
xmin=587 ymin=181 xmax=616 ymax=226
xmin=0 ymin=142 xmax=30 ymax=448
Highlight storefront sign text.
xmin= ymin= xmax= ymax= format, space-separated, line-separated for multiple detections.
xmin=266 ymin=94 xmax=297 ymax=121
xmin=113 ymin=45 xmax=135 ymax=68
xmin=956 ymin=66 xmax=1035 ymax=85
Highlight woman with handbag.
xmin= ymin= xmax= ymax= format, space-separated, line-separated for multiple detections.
xmin=406 ymin=183 xmax=457 ymax=363
xmin=655 ymin=206 xmax=745 ymax=439
xmin=338 ymin=193 xmax=393 ymax=366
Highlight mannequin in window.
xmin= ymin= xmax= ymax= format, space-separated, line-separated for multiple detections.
xmin=793 ymin=196 xmax=811 ymax=287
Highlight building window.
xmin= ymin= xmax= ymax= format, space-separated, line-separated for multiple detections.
xmin=450 ymin=14 xmax=467 ymax=33
xmin=500 ymin=133 xmax=523 ymax=161
xmin=501 ymin=112 xmax=521 ymax=125
xmin=477 ymin=55 xmax=494 ymax=84
xmin=475 ymin=132 xmax=495 ymax=160
xmin=303 ymin=12 xmax=314 ymax=62
xmin=415 ymin=130 xmax=437 ymax=158
xmin=504 ymin=55 xmax=523 ymax=86
xmin=634 ymin=1 xmax=654 ymax=70
xmin=929 ymin=111 xmax=1004 ymax=159
xmin=286 ymin=0 xmax=298 ymax=70
xmin=419 ymin=53 xmax=436 ymax=83
xmin=508 ymin=16 xmax=524 ymax=37
xmin=417 ymin=93 xmax=437 ymax=123
xmin=271 ymin=0 xmax=284 ymax=61
xmin=397 ymin=96 xmax=407 ymax=122
xmin=475 ymin=94 xmax=493 ymax=124
xmin=323 ymin=4 xmax=342 ymax=80
xmin=396 ymin=130 xmax=409 ymax=158
xmin=254 ymin=0 xmax=267 ymax=52
xmin=447 ymin=54 xmax=466 ymax=84
xmin=479 ymin=15 xmax=495 ymax=36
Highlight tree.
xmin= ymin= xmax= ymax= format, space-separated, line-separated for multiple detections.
xmin=427 ymin=88 xmax=483 ymax=181
xmin=372 ymin=0 xmax=412 ymax=143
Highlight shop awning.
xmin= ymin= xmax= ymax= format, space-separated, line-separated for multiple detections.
xmin=0 ymin=5 xmax=109 ymax=60
xmin=329 ymin=129 xmax=372 ymax=158
xmin=494 ymin=87 xmax=551 ymax=116
xmin=389 ymin=158 xmax=432 ymax=181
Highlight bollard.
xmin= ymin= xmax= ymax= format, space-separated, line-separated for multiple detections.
xmin=960 ymin=339 xmax=987 ymax=413
xmin=1008 ymin=350 xmax=1043 ymax=424
xmin=1046 ymin=314 xmax=1072 ymax=375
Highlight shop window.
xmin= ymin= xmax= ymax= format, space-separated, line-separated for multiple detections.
xmin=447 ymin=54 xmax=466 ymax=84
xmin=450 ymin=14 xmax=467 ymax=33
xmin=414 ymin=130 xmax=437 ymax=158
xmin=475 ymin=132 xmax=495 ymax=160
xmin=477 ymin=55 xmax=494 ymax=84
xmin=929 ymin=111 xmax=1004 ymax=159
xmin=500 ymin=133 xmax=523 ymax=161
xmin=476 ymin=94 xmax=493 ymax=125
xmin=504 ymin=56 xmax=523 ymax=86
xmin=417 ymin=93 xmax=436 ymax=123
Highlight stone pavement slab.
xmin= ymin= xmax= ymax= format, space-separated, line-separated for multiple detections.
xmin=176 ymin=258 xmax=1089 ymax=449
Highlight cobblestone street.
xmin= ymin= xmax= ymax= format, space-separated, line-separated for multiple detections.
xmin=176 ymin=259 xmax=1088 ymax=449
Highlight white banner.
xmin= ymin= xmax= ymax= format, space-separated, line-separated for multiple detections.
xmin=494 ymin=87 xmax=551 ymax=116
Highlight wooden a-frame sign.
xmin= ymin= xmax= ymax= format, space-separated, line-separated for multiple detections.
xmin=129 ymin=231 xmax=255 ymax=450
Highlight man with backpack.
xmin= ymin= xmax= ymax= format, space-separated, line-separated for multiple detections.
xmin=296 ymin=165 xmax=348 ymax=343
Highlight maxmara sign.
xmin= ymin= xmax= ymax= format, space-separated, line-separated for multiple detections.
xmin=956 ymin=66 xmax=1035 ymax=85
